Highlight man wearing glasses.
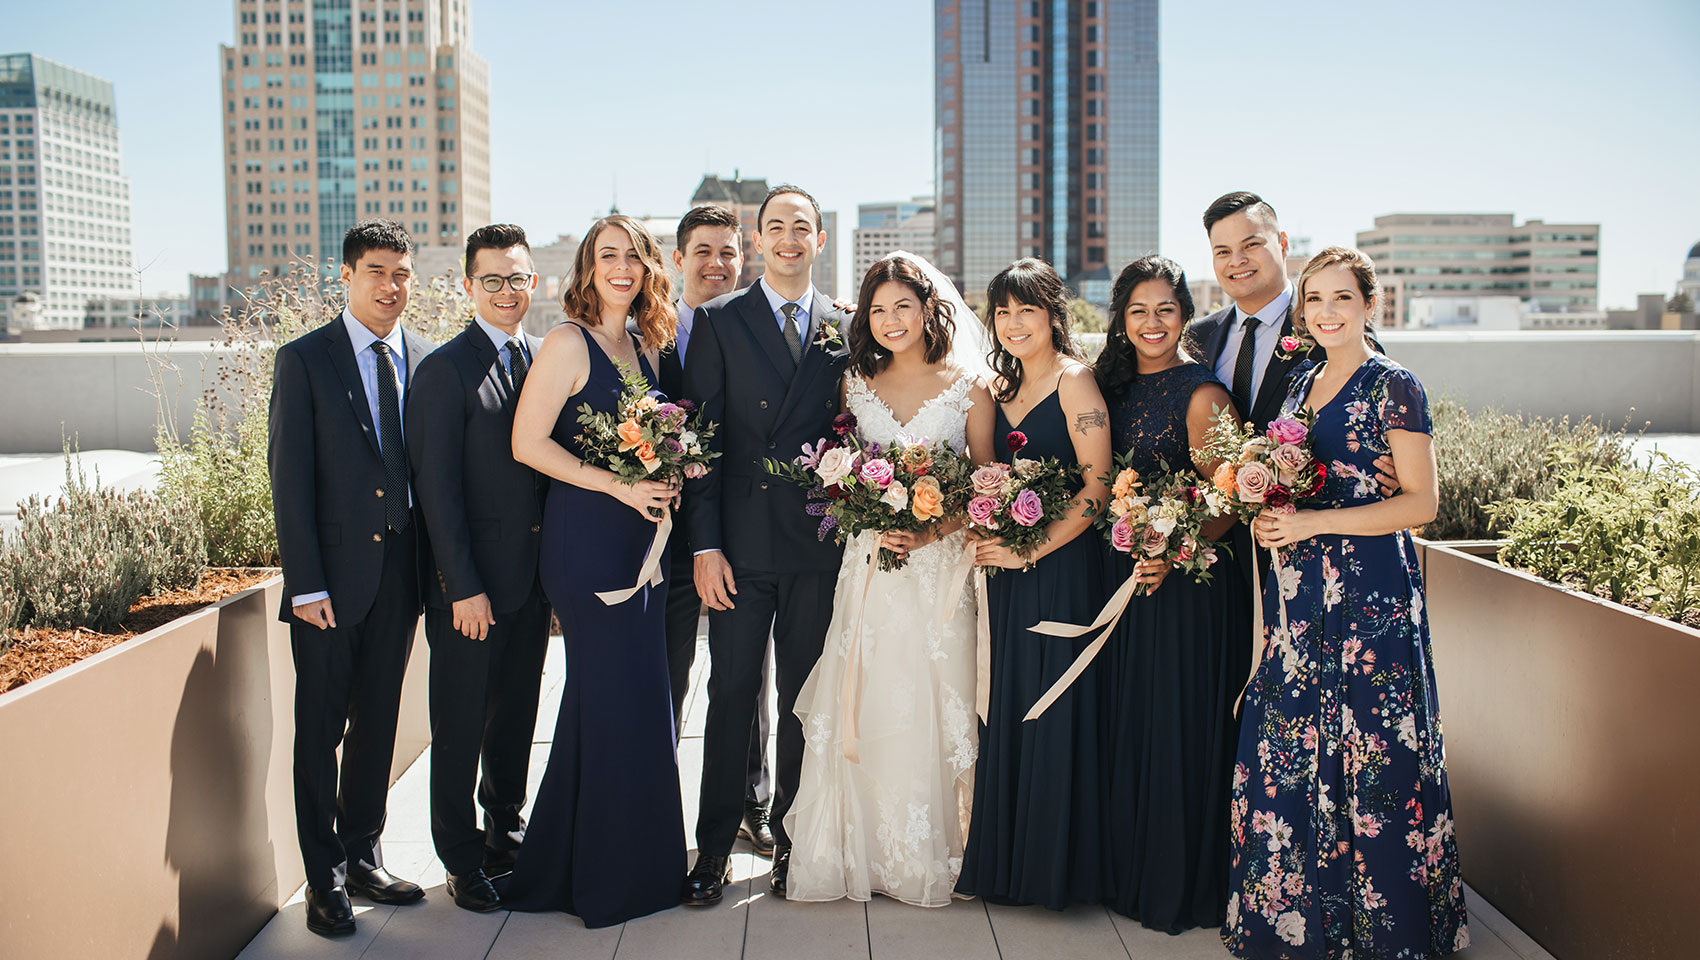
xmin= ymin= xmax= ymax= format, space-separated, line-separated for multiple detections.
xmin=406 ymin=223 xmax=551 ymax=913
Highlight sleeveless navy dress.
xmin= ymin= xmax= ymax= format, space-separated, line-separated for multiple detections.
xmin=1099 ymin=362 xmax=1250 ymax=931
xmin=956 ymin=386 xmax=1107 ymax=909
xmin=500 ymin=324 xmax=686 ymax=927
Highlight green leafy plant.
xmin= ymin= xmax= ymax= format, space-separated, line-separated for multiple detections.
xmin=1491 ymin=453 xmax=1700 ymax=626
xmin=0 ymin=549 xmax=19 ymax=656
xmin=1425 ymin=399 xmax=1631 ymax=540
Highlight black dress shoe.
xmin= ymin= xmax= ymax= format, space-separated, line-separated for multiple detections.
xmin=680 ymin=853 xmax=733 ymax=906
xmin=446 ymin=869 xmax=502 ymax=913
xmin=346 ymin=865 xmax=425 ymax=905
xmin=305 ymin=885 xmax=356 ymax=937
xmin=769 ymin=844 xmax=792 ymax=899
xmin=482 ymin=846 xmax=518 ymax=879
xmin=739 ymin=800 xmax=777 ymax=858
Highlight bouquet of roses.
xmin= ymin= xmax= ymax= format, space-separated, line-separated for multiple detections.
xmin=576 ymin=359 xmax=719 ymax=494
xmin=764 ymin=412 xmax=973 ymax=571
xmin=961 ymin=430 xmax=1083 ymax=575
xmin=1094 ymin=454 xmax=1225 ymax=596
xmin=1195 ymin=406 xmax=1325 ymax=525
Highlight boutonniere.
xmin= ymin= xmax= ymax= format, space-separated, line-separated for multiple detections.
xmin=814 ymin=320 xmax=844 ymax=352
xmin=1275 ymin=332 xmax=1318 ymax=362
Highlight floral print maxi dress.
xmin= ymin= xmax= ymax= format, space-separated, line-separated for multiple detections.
xmin=1222 ymin=354 xmax=1468 ymax=959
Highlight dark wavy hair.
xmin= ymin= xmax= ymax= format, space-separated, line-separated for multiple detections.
xmin=847 ymin=256 xmax=956 ymax=377
xmin=562 ymin=215 xmax=675 ymax=352
xmin=1094 ymin=255 xmax=1197 ymax=396
xmin=984 ymin=258 xmax=1082 ymax=402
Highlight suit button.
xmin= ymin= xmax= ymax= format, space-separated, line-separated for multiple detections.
xmin=372 ymin=533 xmax=383 ymax=542
xmin=759 ymin=481 xmax=769 ymax=490
xmin=767 ymin=441 xmax=777 ymax=449
xmin=824 ymin=400 xmax=834 ymax=409
xmin=759 ymin=400 xmax=769 ymax=409
xmin=375 ymin=488 xmax=384 ymax=498
xmin=531 ymin=524 xmax=541 ymax=533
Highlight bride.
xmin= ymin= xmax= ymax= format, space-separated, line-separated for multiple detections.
xmin=781 ymin=252 xmax=995 ymax=907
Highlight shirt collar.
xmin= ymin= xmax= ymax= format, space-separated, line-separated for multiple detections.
xmin=343 ymin=308 xmax=405 ymax=356
xmin=1236 ymin=283 xmax=1293 ymax=327
xmin=473 ymin=315 xmax=522 ymax=356
xmin=759 ymin=278 xmax=813 ymax=320
xmin=675 ymin=298 xmax=694 ymax=334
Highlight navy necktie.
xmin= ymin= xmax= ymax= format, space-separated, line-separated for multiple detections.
xmin=1231 ymin=313 xmax=1260 ymax=414
xmin=371 ymin=341 xmax=409 ymax=532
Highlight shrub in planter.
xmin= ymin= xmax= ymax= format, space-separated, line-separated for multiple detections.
xmin=1426 ymin=399 xmax=1631 ymax=541
xmin=0 ymin=552 xmax=18 ymax=656
xmin=10 ymin=452 xmax=207 ymax=633
xmin=1491 ymin=453 xmax=1700 ymax=625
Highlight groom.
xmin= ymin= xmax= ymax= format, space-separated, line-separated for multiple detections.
xmin=680 ymin=184 xmax=849 ymax=904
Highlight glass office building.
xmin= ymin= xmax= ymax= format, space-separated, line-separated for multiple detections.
xmin=935 ymin=0 xmax=1158 ymax=305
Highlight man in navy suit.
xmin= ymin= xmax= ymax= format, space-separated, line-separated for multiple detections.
xmin=268 ymin=219 xmax=435 ymax=937
xmin=679 ymin=185 xmax=849 ymax=904
xmin=406 ymin=224 xmax=551 ymax=914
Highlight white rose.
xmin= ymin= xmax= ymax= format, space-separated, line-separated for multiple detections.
xmin=1150 ymin=512 xmax=1177 ymax=538
xmin=680 ymin=430 xmax=698 ymax=447
xmin=816 ymin=447 xmax=857 ymax=486
xmin=880 ymin=480 xmax=908 ymax=512
xmin=1012 ymin=456 xmax=1040 ymax=478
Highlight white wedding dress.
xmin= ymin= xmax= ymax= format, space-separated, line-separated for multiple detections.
xmin=783 ymin=370 xmax=980 ymax=907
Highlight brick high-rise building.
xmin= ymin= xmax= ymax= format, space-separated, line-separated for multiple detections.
xmin=934 ymin=0 xmax=1158 ymax=305
xmin=689 ymin=172 xmax=838 ymax=297
xmin=0 ymin=54 xmax=135 ymax=330
xmin=220 ymin=0 xmax=491 ymax=282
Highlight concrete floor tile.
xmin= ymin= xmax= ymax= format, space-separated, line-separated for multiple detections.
xmin=866 ymin=896 xmax=998 ymax=960
xmin=617 ymin=895 xmax=750 ymax=960
xmin=235 ymin=901 xmax=394 ymax=959
xmin=485 ymin=909 xmax=621 ymax=960
xmin=985 ymin=902 xmax=1131 ymax=960
xmin=743 ymin=890 xmax=868 ymax=960
xmin=1106 ymin=912 xmax=1229 ymax=960
xmin=1463 ymin=885 xmax=1556 ymax=960
xmin=355 ymin=889 xmax=505 ymax=960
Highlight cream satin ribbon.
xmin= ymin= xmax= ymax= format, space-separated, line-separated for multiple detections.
xmin=1022 ymin=567 xmax=1141 ymax=721
xmin=1236 ymin=544 xmax=1289 ymax=717
xmin=937 ymin=540 xmax=990 ymax=723
xmin=595 ymin=510 xmax=672 ymax=606
xmin=837 ymin=537 xmax=883 ymax=764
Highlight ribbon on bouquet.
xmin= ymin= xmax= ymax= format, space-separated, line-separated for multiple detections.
xmin=594 ymin=509 xmax=672 ymax=606
xmin=838 ymin=536 xmax=883 ymax=764
xmin=1235 ymin=544 xmax=1290 ymax=717
xmin=1021 ymin=567 xmax=1143 ymax=722
xmin=937 ymin=540 xmax=990 ymax=723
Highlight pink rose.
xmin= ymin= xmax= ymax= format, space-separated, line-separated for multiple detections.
xmin=966 ymin=495 xmax=999 ymax=529
xmin=1140 ymin=524 xmax=1169 ymax=557
xmin=684 ymin=462 xmax=708 ymax=480
xmin=1010 ymin=488 xmax=1043 ymax=527
xmin=1280 ymin=335 xmax=1303 ymax=354
xmin=1270 ymin=443 xmax=1309 ymax=484
xmin=1267 ymin=416 xmax=1308 ymax=446
xmin=1236 ymin=461 xmax=1274 ymax=503
xmin=859 ymin=457 xmax=895 ymax=489
xmin=1110 ymin=514 xmax=1136 ymax=554
xmin=971 ymin=463 xmax=1011 ymax=496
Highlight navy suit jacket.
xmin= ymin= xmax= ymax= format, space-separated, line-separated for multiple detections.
xmin=681 ymin=282 xmax=849 ymax=574
xmin=405 ymin=323 xmax=547 ymax=614
xmin=267 ymin=314 xmax=435 ymax=624
xmin=1182 ymin=300 xmax=1386 ymax=430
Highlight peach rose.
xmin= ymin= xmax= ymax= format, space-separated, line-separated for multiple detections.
xmin=910 ymin=475 xmax=945 ymax=522
xmin=1111 ymin=468 xmax=1142 ymax=501
xmin=1212 ymin=461 xmax=1238 ymax=498
xmin=617 ymin=419 xmax=644 ymax=451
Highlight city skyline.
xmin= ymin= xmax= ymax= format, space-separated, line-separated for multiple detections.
xmin=4 ymin=0 xmax=1698 ymax=309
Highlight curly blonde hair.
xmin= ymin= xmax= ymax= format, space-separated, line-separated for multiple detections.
xmin=562 ymin=215 xmax=675 ymax=352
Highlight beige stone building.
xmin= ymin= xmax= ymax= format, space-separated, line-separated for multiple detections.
xmin=688 ymin=173 xmax=837 ymax=298
xmin=852 ymin=197 xmax=935 ymax=295
xmin=219 ymin=0 xmax=490 ymax=283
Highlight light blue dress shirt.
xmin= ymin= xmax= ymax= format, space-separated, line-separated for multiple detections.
xmin=674 ymin=298 xmax=694 ymax=363
xmin=759 ymin=279 xmax=814 ymax=347
xmin=1213 ymin=283 xmax=1293 ymax=406
xmin=474 ymin=315 xmax=529 ymax=375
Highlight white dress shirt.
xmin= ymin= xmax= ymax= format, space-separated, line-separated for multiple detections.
xmin=1213 ymin=283 xmax=1293 ymax=406
xmin=474 ymin=315 xmax=529 ymax=374
xmin=759 ymin=279 xmax=814 ymax=346
xmin=674 ymin=298 xmax=695 ymax=363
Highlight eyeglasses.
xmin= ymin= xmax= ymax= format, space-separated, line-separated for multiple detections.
xmin=471 ymin=273 xmax=534 ymax=292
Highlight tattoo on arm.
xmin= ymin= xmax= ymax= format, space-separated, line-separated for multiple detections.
xmin=1074 ymin=409 xmax=1108 ymax=435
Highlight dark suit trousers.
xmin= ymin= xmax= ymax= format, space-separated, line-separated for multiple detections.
xmin=291 ymin=525 xmax=419 ymax=891
xmin=424 ymin=584 xmax=550 ymax=875
xmin=664 ymin=548 xmax=772 ymax=805
xmin=695 ymin=568 xmax=834 ymax=854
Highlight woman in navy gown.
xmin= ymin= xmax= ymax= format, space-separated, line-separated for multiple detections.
xmin=1224 ymin=247 xmax=1466 ymax=958
xmin=509 ymin=215 xmax=687 ymax=928
xmin=956 ymin=258 xmax=1112 ymax=909
xmin=1092 ymin=256 xmax=1251 ymax=932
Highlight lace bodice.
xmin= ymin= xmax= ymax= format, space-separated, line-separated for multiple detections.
xmin=844 ymin=370 xmax=976 ymax=453
xmin=1106 ymin=362 xmax=1223 ymax=477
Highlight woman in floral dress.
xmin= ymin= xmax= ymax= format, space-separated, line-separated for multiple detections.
xmin=1224 ymin=246 xmax=1468 ymax=959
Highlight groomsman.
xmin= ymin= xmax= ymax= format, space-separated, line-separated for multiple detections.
xmin=680 ymin=185 xmax=850 ymax=904
xmin=269 ymin=219 xmax=434 ymax=937
xmin=661 ymin=204 xmax=776 ymax=857
xmin=406 ymin=224 xmax=551 ymax=913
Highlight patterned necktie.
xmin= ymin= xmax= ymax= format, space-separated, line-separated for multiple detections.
xmin=371 ymin=341 xmax=410 ymax=532
xmin=781 ymin=301 xmax=803 ymax=366
xmin=506 ymin=336 xmax=528 ymax=394
xmin=1231 ymin=312 xmax=1260 ymax=415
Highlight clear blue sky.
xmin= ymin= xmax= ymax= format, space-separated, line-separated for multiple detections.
xmin=10 ymin=0 xmax=1698 ymax=308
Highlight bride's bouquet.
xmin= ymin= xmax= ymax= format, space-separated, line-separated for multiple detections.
xmin=1094 ymin=455 xmax=1224 ymax=596
xmin=960 ymin=430 xmax=1082 ymax=575
xmin=765 ymin=412 xmax=973 ymax=571
xmin=576 ymin=360 xmax=719 ymax=492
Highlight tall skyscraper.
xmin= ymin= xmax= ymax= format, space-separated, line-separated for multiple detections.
xmin=934 ymin=0 xmax=1158 ymax=305
xmin=220 ymin=0 xmax=491 ymax=281
xmin=0 ymin=54 xmax=135 ymax=330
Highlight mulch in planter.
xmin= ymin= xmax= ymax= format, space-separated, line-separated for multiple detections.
xmin=0 ymin=568 xmax=276 ymax=694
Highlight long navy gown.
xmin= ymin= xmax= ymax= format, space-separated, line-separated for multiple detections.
xmin=1100 ymin=362 xmax=1250 ymax=931
xmin=956 ymin=386 xmax=1106 ymax=910
xmin=501 ymin=323 xmax=686 ymax=928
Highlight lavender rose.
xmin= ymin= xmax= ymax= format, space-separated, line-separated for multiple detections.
xmin=1110 ymin=514 xmax=1136 ymax=554
xmin=1267 ymin=416 xmax=1308 ymax=446
xmin=1010 ymin=488 xmax=1043 ymax=527
xmin=966 ymin=495 xmax=1000 ymax=529
xmin=1236 ymin=461 xmax=1274 ymax=503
